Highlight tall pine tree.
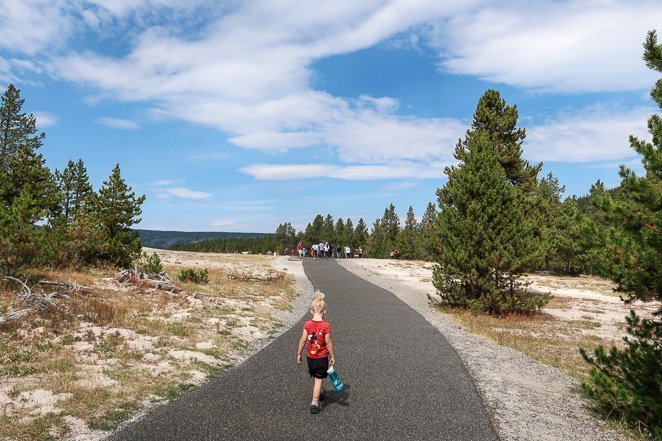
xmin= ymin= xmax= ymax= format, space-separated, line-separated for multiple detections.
xmin=432 ymin=91 xmax=546 ymax=314
xmin=0 ymin=84 xmax=55 ymax=273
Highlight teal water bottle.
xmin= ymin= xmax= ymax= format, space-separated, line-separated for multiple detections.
xmin=327 ymin=365 xmax=345 ymax=391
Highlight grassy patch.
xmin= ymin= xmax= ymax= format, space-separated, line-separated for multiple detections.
xmin=434 ymin=304 xmax=607 ymax=378
xmin=0 ymin=414 xmax=68 ymax=441
xmin=88 ymin=401 xmax=139 ymax=431
xmin=155 ymin=383 xmax=194 ymax=401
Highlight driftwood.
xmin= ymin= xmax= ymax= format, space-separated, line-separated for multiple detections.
xmin=116 ymin=269 xmax=181 ymax=293
xmin=0 ymin=277 xmax=71 ymax=326
xmin=38 ymin=280 xmax=94 ymax=293
xmin=227 ymin=271 xmax=285 ymax=283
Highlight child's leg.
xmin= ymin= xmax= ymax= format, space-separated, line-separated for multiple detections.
xmin=312 ymin=378 xmax=323 ymax=400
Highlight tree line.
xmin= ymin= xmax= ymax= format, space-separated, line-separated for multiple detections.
xmin=0 ymin=84 xmax=145 ymax=274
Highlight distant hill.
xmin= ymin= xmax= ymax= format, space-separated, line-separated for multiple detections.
xmin=135 ymin=229 xmax=269 ymax=249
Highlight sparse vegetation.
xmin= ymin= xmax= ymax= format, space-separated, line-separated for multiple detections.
xmin=178 ymin=268 xmax=210 ymax=284
xmin=0 ymin=250 xmax=296 ymax=440
xmin=135 ymin=251 xmax=164 ymax=274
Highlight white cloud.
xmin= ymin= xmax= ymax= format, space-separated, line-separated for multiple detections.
xmin=430 ymin=1 xmax=662 ymax=92
xmin=5 ymin=0 xmax=656 ymax=175
xmin=525 ymin=106 xmax=653 ymax=162
xmin=33 ymin=111 xmax=58 ymax=128
xmin=0 ymin=1 xmax=71 ymax=56
xmin=96 ymin=117 xmax=141 ymax=130
xmin=162 ymin=187 xmax=212 ymax=199
xmin=46 ymin=1 xmax=477 ymax=166
xmin=241 ymin=162 xmax=447 ymax=181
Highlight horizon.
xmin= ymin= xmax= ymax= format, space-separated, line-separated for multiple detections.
xmin=1 ymin=1 xmax=660 ymax=233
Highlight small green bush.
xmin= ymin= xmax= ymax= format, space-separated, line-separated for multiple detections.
xmin=580 ymin=311 xmax=661 ymax=439
xmin=135 ymin=252 xmax=163 ymax=274
xmin=178 ymin=268 xmax=209 ymax=284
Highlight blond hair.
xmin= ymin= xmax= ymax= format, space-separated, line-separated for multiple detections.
xmin=311 ymin=291 xmax=327 ymax=314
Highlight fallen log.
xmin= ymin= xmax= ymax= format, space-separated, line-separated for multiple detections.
xmin=116 ymin=269 xmax=181 ymax=293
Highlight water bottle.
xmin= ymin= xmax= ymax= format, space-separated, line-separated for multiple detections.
xmin=327 ymin=365 xmax=345 ymax=392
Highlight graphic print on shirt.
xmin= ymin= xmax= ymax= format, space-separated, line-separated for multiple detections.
xmin=308 ymin=330 xmax=324 ymax=356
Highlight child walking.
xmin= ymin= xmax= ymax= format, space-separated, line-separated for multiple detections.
xmin=297 ymin=291 xmax=336 ymax=414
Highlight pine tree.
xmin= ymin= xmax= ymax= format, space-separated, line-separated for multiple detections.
xmin=94 ymin=164 xmax=146 ymax=267
xmin=418 ymin=202 xmax=437 ymax=259
xmin=432 ymin=94 xmax=546 ymax=314
xmin=535 ymin=172 xmax=566 ymax=271
xmin=465 ymin=89 xmax=541 ymax=190
xmin=396 ymin=206 xmax=419 ymax=259
xmin=344 ymin=218 xmax=354 ymax=248
xmin=0 ymin=85 xmax=53 ymax=207
xmin=310 ymin=214 xmax=324 ymax=244
xmin=353 ymin=218 xmax=368 ymax=249
xmin=322 ymin=214 xmax=335 ymax=243
xmin=0 ymin=84 xmax=56 ymax=273
xmin=580 ymin=31 xmax=662 ymax=439
xmin=58 ymin=159 xmax=93 ymax=221
xmin=548 ymin=197 xmax=589 ymax=275
xmin=367 ymin=219 xmax=388 ymax=258
xmin=335 ymin=218 xmax=346 ymax=248
xmin=381 ymin=203 xmax=400 ymax=248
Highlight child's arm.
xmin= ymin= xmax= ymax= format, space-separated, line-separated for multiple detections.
xmin=296 ymin=328 xmax=307 ymax=364
xmin=325 ymin=333 xmax=335 ymax=366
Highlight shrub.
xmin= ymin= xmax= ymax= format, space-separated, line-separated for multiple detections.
xmin=178 ymin=268 xmax=209 ymax=284
xmin=580 ymin=311 xmax=661 ymax=439
xmin=135 ymin=251 xmax=163 ymax=274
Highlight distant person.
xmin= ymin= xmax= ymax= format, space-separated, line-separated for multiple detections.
xmin=312 ymin=243 xmax=318 ymax=260
xmin=296 ymin=292 xmax=336 ymax=414
xmin=336 ymin=245 xmax=341 ymax=259
xmin=345 ymin=246 xmax=351 ymax=258
xmin=358 ymin=247 xmax=363 ymax=258
xmin=297 ymin=241 xmax=304 ymax=259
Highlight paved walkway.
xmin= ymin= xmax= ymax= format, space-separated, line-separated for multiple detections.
xmin=109 ymin=259 xmax=497 ymax=440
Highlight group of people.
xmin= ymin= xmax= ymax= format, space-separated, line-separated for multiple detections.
xmin=293 ymin=242 xmax=362 ymax=260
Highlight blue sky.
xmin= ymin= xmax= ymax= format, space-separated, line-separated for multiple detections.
xmin=1 ymin=0 xmax=660 ymax=233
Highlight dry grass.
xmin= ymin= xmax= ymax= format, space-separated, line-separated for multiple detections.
xmin=434 ymin=304 xmax=617 ymax=379
xmin=0 ymin=251 xmax=296 ymax=441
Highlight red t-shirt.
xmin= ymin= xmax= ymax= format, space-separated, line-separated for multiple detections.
xmin=304 ymin=320 xmax=331 ymax=359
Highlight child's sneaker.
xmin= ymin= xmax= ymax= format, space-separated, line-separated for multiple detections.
xmin=310 ymin=404 xmax=321 ymax=414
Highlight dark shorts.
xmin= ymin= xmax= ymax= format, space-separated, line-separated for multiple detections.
xmin=307 ymin=356 xmax=329 ymax=379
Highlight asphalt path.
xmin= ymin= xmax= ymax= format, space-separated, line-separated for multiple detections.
xmin=109 ymin=258 xmax=498 ymax=441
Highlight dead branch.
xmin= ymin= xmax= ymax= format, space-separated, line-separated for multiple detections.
xmin=227 ymin=271 xmax=285 ymax=283
xmin=0 ymin=278 xmax=70 ymax=326
xmin=116 ymin=269 xmax=181 ymax=293
xmin=38 ymin=280 xmax=94 ymax=293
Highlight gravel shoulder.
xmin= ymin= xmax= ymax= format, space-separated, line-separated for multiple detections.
xmin=337 ymin=259 xmax=628 ymax=441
